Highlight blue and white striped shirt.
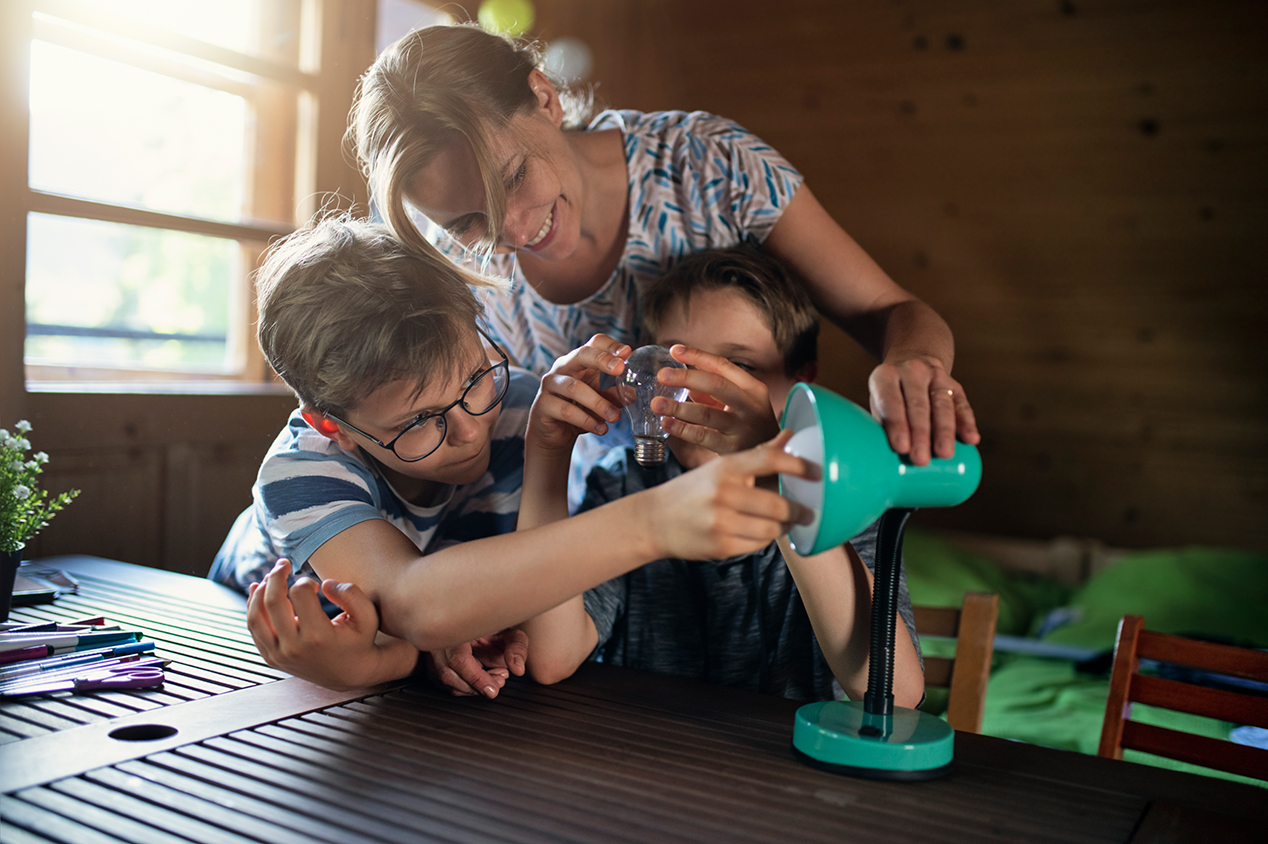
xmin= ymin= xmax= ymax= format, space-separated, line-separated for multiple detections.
xmin=210 ymin=369 xmax=535 ymax=592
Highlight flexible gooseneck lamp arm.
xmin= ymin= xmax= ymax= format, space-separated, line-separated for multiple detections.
xmin=778 ymin=384 xmax=982 ymax=780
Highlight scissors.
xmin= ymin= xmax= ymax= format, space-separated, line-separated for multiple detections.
xmin=0 ymin=663 xmax=164 ymax=697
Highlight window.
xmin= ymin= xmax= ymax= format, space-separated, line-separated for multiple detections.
xmin=8 ymin=0 xmax=374 ymax=385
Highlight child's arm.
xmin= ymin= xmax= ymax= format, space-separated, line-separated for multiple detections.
xmin=247 ymin=562 xmax=528 ymax=695
xmin=514 ymin=337 xmax=630 ymax=684
xmin=761 ymin=187 xmax=980 ymax=466
xmin=776 ymin=537 xmax=925 ymax=707
xmin=246 ymin=564 xmax=416 ymax=690
xmin=282 ymin=431 xmax=814 ymax=679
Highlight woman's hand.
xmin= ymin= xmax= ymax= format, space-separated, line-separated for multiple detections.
xmin=527 ymin=334 xmax=630 ymax=453
xmin=868 ymin=356 xmax=979 ymax=466
xmin=652 ymin=344 xmax=782 ymax=456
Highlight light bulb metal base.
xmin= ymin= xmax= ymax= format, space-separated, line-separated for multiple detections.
xmin=632 ymin=436 xmax=668 ymax=466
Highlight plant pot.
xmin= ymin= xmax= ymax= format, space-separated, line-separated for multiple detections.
xmin=1 ymin=545 xmax=22 ymax=622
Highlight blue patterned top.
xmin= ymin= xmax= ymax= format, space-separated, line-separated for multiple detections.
xmin=429 ymin=110 xmax=804 ymax=508
xmin=432 ymin=109 xmax=805 ymax=374
xmin=209 ymin=369 xmax=534 ymax=592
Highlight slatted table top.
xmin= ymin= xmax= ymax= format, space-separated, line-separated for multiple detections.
xmin=2 ymin=557 xmax=1266 ymax=843
xmin=1 ymin=556 xmax=284 ymax=744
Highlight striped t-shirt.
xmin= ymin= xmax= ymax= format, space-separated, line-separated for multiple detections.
xmin=210 ymin=369 xmax=534 ymax=592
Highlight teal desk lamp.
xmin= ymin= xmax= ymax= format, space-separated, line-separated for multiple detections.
xmin=779 ymin=383 xmax=982 ymax=780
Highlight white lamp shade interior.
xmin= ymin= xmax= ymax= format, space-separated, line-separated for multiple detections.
xmin=782 ymin=405 xmax=824 ymax=553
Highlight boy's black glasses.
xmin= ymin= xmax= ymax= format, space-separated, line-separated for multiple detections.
xmin=326 ymin=330 xmax=510 ymax=463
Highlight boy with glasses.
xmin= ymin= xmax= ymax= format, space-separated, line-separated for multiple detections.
xmin=211 ymin=217 xmax=813 ymax=696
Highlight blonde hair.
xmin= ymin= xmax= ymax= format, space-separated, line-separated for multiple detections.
xmin=255 ymin=216 xmax=485 ymax=416
xmin=644 ymin=246 xmax=821 ymax=375
xmin=347 ymin=23 xmax=590 ymax=265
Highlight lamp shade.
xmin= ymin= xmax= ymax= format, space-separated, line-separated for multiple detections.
xmin=779 ymin=384 xmax=982 ymax=555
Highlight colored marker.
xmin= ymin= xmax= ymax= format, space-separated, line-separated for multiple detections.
xmin=0 ymin=645 xmax=157 ymax=681
xmin=0 ymin=639 xmax=155 ymax=666
xmin=0 ymin=631 xmax=141 ymax=653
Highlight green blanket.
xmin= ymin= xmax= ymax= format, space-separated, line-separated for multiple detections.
xmin=904 ymin=531 xmax=1268 ymax=788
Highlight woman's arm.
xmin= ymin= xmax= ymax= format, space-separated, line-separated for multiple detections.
xmin=762 ymin=186 xmax=979 ymax=466
xmin=776 ymin=537 xmax=924 ymax=707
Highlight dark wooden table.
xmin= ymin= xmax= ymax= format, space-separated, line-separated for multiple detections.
xmin=1 ymin=556 xmax=1265 ymax=843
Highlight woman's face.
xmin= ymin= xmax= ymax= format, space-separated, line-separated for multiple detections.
xmin=406 ymin=94 xmax=585 ymax=263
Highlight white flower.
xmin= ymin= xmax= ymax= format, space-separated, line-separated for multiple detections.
xmin=34 ymin=452 xmax=49 ymax=464
xmin=15 ymin=420 xmax=32 ymax=434
xmin=15 ymin=438 xmax=30 ymax=451
xmin=11 ymin=460 xmax=22 ymax=472
xmin=13 ymin=485 xmax=31 ymax=500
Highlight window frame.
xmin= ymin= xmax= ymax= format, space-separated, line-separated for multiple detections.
xmin=2 ymin=0 xmax=377 ymax=398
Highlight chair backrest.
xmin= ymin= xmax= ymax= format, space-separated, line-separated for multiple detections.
xmin=1098 ymin=614 xmax=1268 ymax=781
xmin=913 ymin=591 xmax=999 ymax=733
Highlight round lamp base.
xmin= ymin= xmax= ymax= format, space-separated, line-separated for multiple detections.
xmin=792 ymin=700 xmax=955 ymax=781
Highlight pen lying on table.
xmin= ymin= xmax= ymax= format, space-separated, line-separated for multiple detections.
xmin=0 ymin=617 xmax=109 ymax=633
xmin=0 ymin=639 xmax=155 ymax=667
xmin=0 ymin=647 xmax=160 ymax=682
xmin=0 ymin=630 xmax=142 ymax=655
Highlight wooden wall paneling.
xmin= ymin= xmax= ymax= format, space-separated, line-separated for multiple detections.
xmin=21 ymin=392 xmax=297 ymax=572
xmin=533 ymin=0 xmax=1268 ymax=549
xmin=310 ymin=0 xmax=378 ymax=215
xmin=163 ymin=440 xmax=270 ymax=576
xmin=21 ymin=445 xmax=166 ymax=569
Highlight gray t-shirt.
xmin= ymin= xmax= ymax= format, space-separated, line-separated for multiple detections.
xmin=580 ymin=447 xmax=921 ymax=702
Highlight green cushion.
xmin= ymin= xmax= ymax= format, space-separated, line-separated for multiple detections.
xmin=1041 ymin=547 xmax=1268 ymax=650
xmin=902 ymin=528 xmax=1065 ymax=636
xmin=980 ymin=656 xmax=1267 ymax=788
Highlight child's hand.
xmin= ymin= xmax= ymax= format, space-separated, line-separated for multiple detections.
xmin=528 ymin=334 xmax=630 ymax=453
xmin=247 ymin=559 xmax=410 ymax=691
xmin=650 ymin=344 xmax=782 ymax=456
xmin=421 ymin=627 xmax=529 ymax=698
xmin=868 ymin=356 xmax=979 ymax=466
xmin=646 ymin=430 xmax=815 ymax=561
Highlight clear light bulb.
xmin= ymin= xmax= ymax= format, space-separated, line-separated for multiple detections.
xmin=620 ymin=345 xmax=689 ymax=466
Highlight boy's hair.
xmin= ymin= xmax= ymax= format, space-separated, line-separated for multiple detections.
xmin=644 ymin=246 xmax=820 ymax=375
xmin=255 ymin=216 xmax=484 ymax=417
xmin=347 ymin=23 xmax=591 ymax=263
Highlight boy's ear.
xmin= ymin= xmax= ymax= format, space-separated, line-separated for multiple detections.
xmin=301 ymin=408 xmax=359 ymax=452
xmin=527 ymin=68 xmax=564 ymax=127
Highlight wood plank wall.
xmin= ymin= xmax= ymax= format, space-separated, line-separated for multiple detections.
xmin=532 ymin=0 xmax=1268 ymax=550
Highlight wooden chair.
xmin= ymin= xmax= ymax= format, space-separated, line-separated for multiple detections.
xmin=913 ymin=591 xmax=1000 ymax=733
xmin=1098 ymin=614 xmax=1268 ymax=781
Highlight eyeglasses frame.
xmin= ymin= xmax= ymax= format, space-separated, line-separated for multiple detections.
xmin=324 ymin=328 xmax=510 ymax=463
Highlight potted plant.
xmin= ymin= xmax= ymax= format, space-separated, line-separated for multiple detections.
xmin=2 ymin=421 xmax=79 ymax=621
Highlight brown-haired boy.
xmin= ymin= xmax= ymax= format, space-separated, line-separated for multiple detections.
xmin=532 ymin=245 xmax=925 ymax=702
xmin=213 ymin=218 xmax=813 ymax=695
